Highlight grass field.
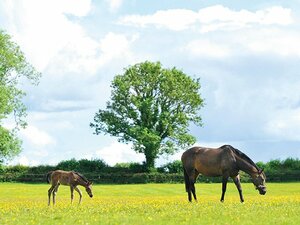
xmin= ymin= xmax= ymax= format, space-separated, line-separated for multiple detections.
xmin=0 ymin=182 xmax=299 ymax=225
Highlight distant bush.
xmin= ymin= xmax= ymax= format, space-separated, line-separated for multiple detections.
xmin=56 ymin=158 xmax=80 ymax=171
xmin=55 ymin=158 xmax=108 ymax=173
xmin=266 ymin=159 xmax=282 ymax=170
xmin=0 ymin=164 xmax=4 ymax=173
xmin=77 ymin=159 xmax=108 ymax=172
xmin=28 ymin=165 xmax=55 ymax=174
xmin=158 ymin=160 xmax=183 ymax=173
xmin=282 ymin=158 xmax=300 ymax=170
xmin=4 ymin=164 xmax=29 ymax=174
xmin=113 ymin=162 xmax=148 ymax=173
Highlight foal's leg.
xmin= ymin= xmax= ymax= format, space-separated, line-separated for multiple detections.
xmin=48 ymin=185 xmax=55 ymax=206
xmin=74 ymin=187 xmax=82 ymax=204
xmin=52 ymin=183 xmax=60 ymax=205
xmin=70 ymin=186 xmax=75 ymax=204
xmin=220 ymin=176 xmax=228 ymax=202
xmin=232 ymin=175 xmax=244 ymax=203
xmin=54 ymin=183 xmax=60 ymax=193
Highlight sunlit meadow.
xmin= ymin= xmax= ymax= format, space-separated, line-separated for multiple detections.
xmin=0 ymin=183 xmax=299 ymax=224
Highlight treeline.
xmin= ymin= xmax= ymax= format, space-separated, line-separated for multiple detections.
xmin=0 ymin=158 xmax=299 ymax=183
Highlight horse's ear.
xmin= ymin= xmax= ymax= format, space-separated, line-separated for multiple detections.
xmin=258 ymin=168 xmax=264 ymax=174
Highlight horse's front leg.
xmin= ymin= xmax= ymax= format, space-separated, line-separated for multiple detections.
xmin=232 ymin=175 xmax=244 ymax=203
xmin=74 ymin=187 xmax=82 ymax=204
xmin=220 ymin=176 xmax=228 ymax=202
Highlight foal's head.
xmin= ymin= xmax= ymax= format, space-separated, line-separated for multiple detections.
xmin=252 ymin=169 xmax=266 ymax=195
xmin=85 ymin=181 xmax=93 ymax=198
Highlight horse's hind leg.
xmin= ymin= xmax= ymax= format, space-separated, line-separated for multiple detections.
xmin=183 ymin=167 xmax=192 ymax=202
xmin=191 ymin=170 xmax=199 ymax=201
xmin=184 ymin=167 xmax=197 ymax=202
xmin=220 ymin=176 xmax=228 ymax=202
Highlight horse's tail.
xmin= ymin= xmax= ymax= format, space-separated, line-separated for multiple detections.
xmin=46 ymin=171 xmax=53 ymax=184
xmin=183 ymin=166 xmax=190 ymax=192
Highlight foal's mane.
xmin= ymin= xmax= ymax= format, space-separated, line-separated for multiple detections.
xmin=221 ymin=145 xmax=260 ymax=170
xmin=73 ymin=171 xmax=89 ymax=183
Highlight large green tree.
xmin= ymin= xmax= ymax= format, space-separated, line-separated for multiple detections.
xmin=0 ymin=30 xmax=41 ymax=163
xmin=91 ymin=61 xmax=204 ymax=169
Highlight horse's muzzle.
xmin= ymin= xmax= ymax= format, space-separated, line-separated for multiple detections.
xmin=257 ymin=186 xmax=266 ymax=195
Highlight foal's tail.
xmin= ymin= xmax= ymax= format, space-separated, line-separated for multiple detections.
xmin=46 ymin=171 xmax=53 ymax=184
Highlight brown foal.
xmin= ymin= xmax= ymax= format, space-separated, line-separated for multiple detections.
xmin=47 ymin=170 xmax=93 ymax=206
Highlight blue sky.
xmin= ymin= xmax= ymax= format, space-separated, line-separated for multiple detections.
xmin=1 ymin=0 xmax=300 ymax=166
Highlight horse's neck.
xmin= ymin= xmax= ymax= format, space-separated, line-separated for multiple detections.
xmin=76 ymin=177 xmax=87 ymax=187
xmin=236 ymin=157 xmax=257 ymax=176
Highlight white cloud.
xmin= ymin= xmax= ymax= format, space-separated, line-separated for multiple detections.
xmin=198 ymin=5 xmax=292 ymax=32
xmin=11 ymin=156 xmax=39 ymax=166
xmin=119 ymin=9 xmax=197 ymax=31
xmin=183 ymin=39 xmax=230 ymax=58
xmin=47 ymin=32 xmax=137 ymax=76
xmin=245 ymin=30 xmax=300 ymax=57
xmin=119 ymin=5 xmax=293 ymax=32
xmin=20 ymin=125 xmax=56 ymax=147
xmin=1 ymin=0 xmax=93 ymax=71
xmin=40 ymin=99 xmax=92 ymax=112
xmin=265 ymin=109 xmax=300 ymax=141
xmin=95 ymin=142 xmax=144 ymax=166
xmin=0 ymin=0 xmax=138 ymax=76
xmin=182 ymin=27 xmax=300 ymax=58
xmin=105 ymin=0 xmax=123 ymax=12
xmin=98 ymin=32 xmax=137 ymax=66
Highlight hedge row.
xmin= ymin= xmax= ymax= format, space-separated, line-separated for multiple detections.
xmin=1 ymin=158 xmax=299 ymax=183
xmin=1 ymin=171 xmax=299 ymax=184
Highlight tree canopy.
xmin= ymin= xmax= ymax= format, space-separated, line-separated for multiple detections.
xmin=91 ymin=61 xmax=204 ymax=169
xmin=0 ymin=30 xmax=41 ymax=163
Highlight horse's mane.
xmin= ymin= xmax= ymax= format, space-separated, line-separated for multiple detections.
xmin=220 ymin=145 xmax=260 ymax=170
xmin=73 ymin=171 xmax=89 ymax=183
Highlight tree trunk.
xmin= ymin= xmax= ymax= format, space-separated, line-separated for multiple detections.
xmin=144 ymin=146 xmax=159 ymax=170
xmin=145 ymin=153 xmax=155 ymax=170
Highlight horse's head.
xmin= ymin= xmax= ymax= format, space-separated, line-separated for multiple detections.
xmin=252 ymin=169 xmax=266 ymax=195
xmin=85 ymin=181 xmax=93 ymax=198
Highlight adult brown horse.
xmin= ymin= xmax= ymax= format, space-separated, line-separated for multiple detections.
xmin=181 ymin=145 xmax=266 ymax=202
xmin=47 ymin=170 xmax=93 ymax=206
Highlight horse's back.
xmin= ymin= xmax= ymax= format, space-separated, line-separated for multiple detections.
xmin=181 ymin=146 xmax=222 ymax=162
xmin=182 ymin=146 xmax=235 ymax=176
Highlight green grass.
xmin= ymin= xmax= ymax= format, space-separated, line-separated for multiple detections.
xmin=0 ymin=182 xmax=299 ymax=224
